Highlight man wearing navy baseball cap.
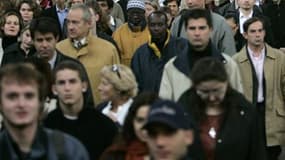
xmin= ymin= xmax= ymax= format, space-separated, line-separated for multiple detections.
xmin=143 ymin=100 xmax=194 ymax=160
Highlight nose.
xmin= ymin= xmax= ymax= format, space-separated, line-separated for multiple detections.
xmin=208 ymin=94 xmax=216 ymax=101
xmin=154 ymin=134 xmax=167 ymax=148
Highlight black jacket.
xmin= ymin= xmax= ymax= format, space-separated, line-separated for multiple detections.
xmin=178 ymin=88 xmax=267 ymax=160
xmin=40 ymin=6 xmax=68 ymax=41
xmin=1 ymin=42 xmax=36 ymax=66
xmin=131 ymin=36 xmax=188 ymax=93
xmin=44 ymin=106 xmax=118 ymax=160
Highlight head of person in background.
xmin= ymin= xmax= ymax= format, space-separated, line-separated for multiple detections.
xmin=163 ymin=0 xmax=180 ymax=18
xmin=97 ymin=64 xmax=138 ymax=126
xmin=159 ymin=7 xmax=173 ymax=28
xmin=148 ymin=11 xmax=169 ymax=47
xmin=237 ymin=0 xmax=255 ymax=11
xmin=145 ymin=0 xmax=160 ymax=20
xmin=183 ymin=8 xmax=213 ymax=52
xmin=143 ymin=100 xmax=194 ymax=160
xmin=100 ymin=92 xmax=159 ymax=160
xmin=127 ymin=0 xmax=146 ymax=31
xmin=29 ymin=17 xmax=59 ymax=61
xmin=17 ymin=0 xmax=41 ymax=25
xmin=86 ymin=0 xmax=110 ymax=36
xmin=190 ymin=57 xmax=229 ymax=113
xmin=18 ymin=25 xmax=34 ymax=55
xmin=97 ymin=0 xmax=114 ymax=16
xmin=52 ymin=60 xmax=88 ymax=115
xmin=0 ymin=10 xmax=23 ymax=49
xmin=0 ymin=1 xmax=14 ymax=17
xmin=242 ymin=17 xmax=266 ymax=50
xmin=184 ymin=0 xmax=205 ymax=9
xmin=225 ymin=12 xmax=239 ymax=36
xmin=67 ymin=4 xmax=92 ymax=41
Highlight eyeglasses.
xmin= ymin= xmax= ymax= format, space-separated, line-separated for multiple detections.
xmin=111 ymin=64 xmax=121 ymax=79
xmin=196 ymin=87 xmax=225 ymax=99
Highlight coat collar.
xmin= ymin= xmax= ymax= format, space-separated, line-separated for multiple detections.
xmin=236 ymin=44 xmax=276 ymax=63
xmin=173 ymin=42 xmax=226 ymax=76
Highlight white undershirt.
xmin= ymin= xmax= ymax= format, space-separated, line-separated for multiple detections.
xmin=102 ymin=98 xmax=133 ymax=125
xmin=248 ymin=46 xmax=265 ymax=103
xmin=239 ymin=9 xmax=253 ymax=34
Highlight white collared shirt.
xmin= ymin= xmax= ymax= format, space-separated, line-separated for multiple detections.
xmin=239 ymin=9 xmax=253 ymax=34
xmin=102 ymin=98 xmax=133 ymax=125
xmin=248 ymin=46 xmax=265 ymax=103
xmin=48 ymin=51 xmax=57 ymax=70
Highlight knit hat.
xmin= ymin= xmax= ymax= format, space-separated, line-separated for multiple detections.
xmin=127 ymin=0 xmax=145 ymax=11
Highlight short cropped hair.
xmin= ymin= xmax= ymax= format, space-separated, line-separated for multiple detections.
xmin=183 ymin=8 xmax=212 ymax=29
xmin=29 ymin=17 xmax=59 ymax=40
xmin=148 ymin=10 xmax=168 ymax=24
xmin=100 ymin=64 xmax=138 ymax=98
xmin=53 ymin=60 xmax=88 ymax=83
xmin=70 ymin=3 xmax=92 ymax=22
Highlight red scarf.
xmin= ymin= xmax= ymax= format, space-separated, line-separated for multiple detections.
xmin=125 ymin=140 xmax=149 ymax=160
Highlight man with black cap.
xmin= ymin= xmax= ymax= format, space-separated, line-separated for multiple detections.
xmin=113 ymin=0 xmax=150 ymax=66
xmin=143 ymin=100 xmax=194 ymax=160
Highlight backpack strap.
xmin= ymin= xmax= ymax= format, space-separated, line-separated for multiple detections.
xmin=50 ymin=130 xmax=66 ymax=160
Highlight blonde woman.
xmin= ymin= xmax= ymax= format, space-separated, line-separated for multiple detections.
xmin=97 ymin=64 xmax=138 ymax=126
xmin=145 ymin=0 xmax=160 ymax=19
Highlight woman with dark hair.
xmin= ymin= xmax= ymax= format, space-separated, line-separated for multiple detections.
xmin=178 ymin=57 xmax=266 ymax=160
xmin=18 ymin=0 xmax=41 ymax=25
xmin=100 ymin=92 xmax=159 ymax=160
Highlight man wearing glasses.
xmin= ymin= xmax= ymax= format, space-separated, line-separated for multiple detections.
xmin=159 ymin=8 xmax=243 ymax=101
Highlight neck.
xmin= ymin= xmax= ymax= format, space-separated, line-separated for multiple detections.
xmin=57 ymin=3 xmax=65 ymax=10
xmin=248 ymin=43 xmax=264 ymax=56
xmin=5 ymin=122 xmax=38 ymax=153
xmin=206 ymin=105 xmax=223 ymax=116
xmin=110 ymin=96 xmax=129 ymax=112
xmin=240 ymin=8 xmax=252 ymax=16
xmin=20 ymin=43 xmax=30 ymax=55
xmin=59 ymin=97 xmax=84 ymax=117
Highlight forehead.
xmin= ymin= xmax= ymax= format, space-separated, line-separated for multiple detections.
xmin=149 ymin=14 xmax=166 ymax=22
xmin=187 ymin=18 xmax=208 ymax=27
xmin=20 ymin=3 xmax=32 ymax=8
xmin=248 ymin=21 xmax=263 ymax=30
xmin=196 ymin=80 xmax=226 ymax=88
xmin=1 ymin=80 xmax=38 ymax=92
xmin=34 ymin=32 xmax=55 ymax=39
xmin=68 ymin=8 xmax=84 ymax=19
xmin=6 ymin=15 xmax=19 ymax=21
xmin=55 ymin=69 xmax=80 ymax=80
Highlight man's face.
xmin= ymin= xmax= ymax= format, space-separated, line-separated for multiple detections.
xmin=167 ymin=1 xmax=179 ymax=17
xmin=33 ymin=32 xmax=57 ymax=61
xmin=0 ymin=81 xmax=40 ymax=129
xmin=185 ymin=0 xmax=205 ymax=9
xmin=186 ymin=18 xmax=212 ymax=51
xmin=148 ymin=14 xmax=168 ymax=42
xmin=67 ymin=8 xmax=91 ymax=40
xmin=146 ymin=125 xmax=193 ymax=160
xmin=243 ymin=21 xmax=265 ymax=48
xmin=237 ymin=0 xmax=254 ymax=10
xmin=127 ymin=8 xmax=145 ymax=26
xmin=53 ymin=69 xmax=86 ymax=107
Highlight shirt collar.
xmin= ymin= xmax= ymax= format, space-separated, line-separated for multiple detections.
xmin=48 ymin=51 xmax=57 ymax=69
xmin=247 ymin=45 xmax=265 ymax=60
xmin=239 ymin=9 xmax=253 ymax=18
xmin=56 ymin=5 xmax=68 ymax=12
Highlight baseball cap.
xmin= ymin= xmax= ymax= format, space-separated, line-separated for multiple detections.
xmin=143 ymin=100 xmax=193 ymax=130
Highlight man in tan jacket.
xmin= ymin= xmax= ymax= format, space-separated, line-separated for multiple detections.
xmin=56 ymin=4 xmax=120 ymax=105
xmin=233 ymin=17 xmax=285 ymax=160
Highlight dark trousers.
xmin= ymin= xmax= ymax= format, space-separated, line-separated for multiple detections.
xmin=257 ymin=102 xmax=281 ymax=160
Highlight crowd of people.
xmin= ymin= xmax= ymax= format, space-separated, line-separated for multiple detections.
xmin=0 ymin=0 xmax=285 ymax=160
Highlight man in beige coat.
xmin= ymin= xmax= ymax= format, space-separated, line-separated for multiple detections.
xmin=233 ymin=17 xmax=285 ymax=160
xmin=56 ymin=4 xmax=120 ymax=105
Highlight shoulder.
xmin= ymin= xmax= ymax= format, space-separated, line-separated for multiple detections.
xmin=45 ymin=128 xmax=90 ymax=159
